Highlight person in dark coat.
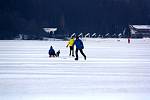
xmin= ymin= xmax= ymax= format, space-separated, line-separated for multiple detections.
xmin=74 ymin=36 xmax=86 ymax=60
xmin=48 ymin=46 xmax=56 ymax=57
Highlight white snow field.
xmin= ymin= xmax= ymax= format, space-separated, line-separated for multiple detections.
xmin=0 ymin=38 xmax=150 ymax=100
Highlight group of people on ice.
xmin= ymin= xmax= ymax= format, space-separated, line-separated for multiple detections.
xmin=48 ymin=35 xmax=86 ymax=60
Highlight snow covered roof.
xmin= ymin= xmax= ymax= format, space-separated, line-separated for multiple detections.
xmin=130 ymin=25 xmax=150 ymax=37
xmin=131 ymin=25 xmax=150 ymax=30
xmin=43 ymin=28 xmax=57 ymax=33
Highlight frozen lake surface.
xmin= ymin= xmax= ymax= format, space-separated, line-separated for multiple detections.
xmin=0 ymin=38 xmax=150 ymax=100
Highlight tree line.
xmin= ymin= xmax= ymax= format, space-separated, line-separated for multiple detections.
xmin=0 ymin=0 xmax=150 ymax=39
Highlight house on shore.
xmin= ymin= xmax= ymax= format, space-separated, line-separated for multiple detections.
xmin=129 ymin=25 xmax=150 ymax=38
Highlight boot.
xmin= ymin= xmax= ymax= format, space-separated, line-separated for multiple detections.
xmin=75 ymin=58 xmax=78 ymax=60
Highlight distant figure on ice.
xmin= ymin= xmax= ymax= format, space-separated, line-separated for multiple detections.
xmin=48 ymin=46 xmax=56 ymax=57
xmin=74 ymin=36 xmax=86 ymax=60
xmin=66 ymin=36 xmax=75 ymax=57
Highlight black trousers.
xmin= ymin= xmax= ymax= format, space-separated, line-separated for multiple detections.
xmin=75 ymin=48 xmax=86 ymax=59
xmin=69 ymin=46 xmax=74 ymax=56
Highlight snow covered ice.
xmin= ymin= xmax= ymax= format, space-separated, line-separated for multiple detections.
xmin=0 ymin=38 xmax=150 ymax=100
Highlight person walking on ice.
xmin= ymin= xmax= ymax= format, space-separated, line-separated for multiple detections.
xmin=74 ymin=35 xmax=86 ymax=60
xmin=66 ymin=36 xmax=75 ymax=57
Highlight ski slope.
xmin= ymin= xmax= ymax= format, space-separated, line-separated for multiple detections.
xmin=0 ymin=38 xmax=150 ymax=100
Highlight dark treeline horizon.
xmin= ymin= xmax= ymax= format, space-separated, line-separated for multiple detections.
xmin=0 ymin=0 xmax=150 ymax=39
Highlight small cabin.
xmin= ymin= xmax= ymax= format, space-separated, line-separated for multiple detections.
xmin=129 ymin=25 xmax=150 ymax=38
